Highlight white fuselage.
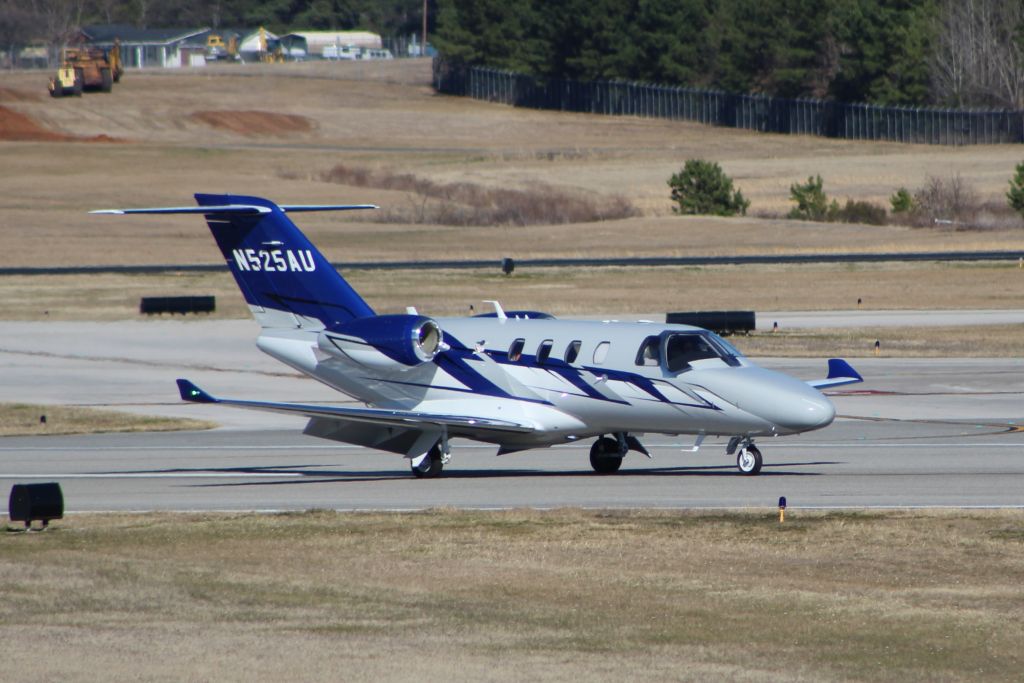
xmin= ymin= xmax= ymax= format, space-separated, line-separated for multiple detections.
xmin=255 ymin=317 xmax=836 ymax=450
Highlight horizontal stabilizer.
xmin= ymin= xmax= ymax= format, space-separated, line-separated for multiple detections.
xmin=806 ymin=358 xmax=864 ymax=390
xmin=177 ymin=379 xmax=217 ymax=403
xmin=91 ymin=204 xmax=377 ymax=216
xmin=174 ymin=379 xmax=535 ymax=435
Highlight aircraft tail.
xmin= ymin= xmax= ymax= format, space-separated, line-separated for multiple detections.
xmin=94 ymin=194 xmax=377 ymax=329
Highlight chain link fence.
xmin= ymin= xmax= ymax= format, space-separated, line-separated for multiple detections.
xmin=433 ymin=59 xmax=1024 ymax=145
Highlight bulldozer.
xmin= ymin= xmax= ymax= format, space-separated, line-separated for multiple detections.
xmin=49 ymin=39 xmax=123 ymax=97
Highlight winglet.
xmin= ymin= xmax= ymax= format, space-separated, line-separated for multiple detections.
xmin=827 ymin=358 xmax=863 ymax=383
xmin=807 ymin=359 xmax=863 ymax=390
xmin=177 ymin=379 xmax=218 ymax=404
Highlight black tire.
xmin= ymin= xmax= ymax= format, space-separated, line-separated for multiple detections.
xmin=49 ymin=81 xmax=62 ymax=98
xmin=411 ymin=444 xmax=445 ymax=478
xmin=100 ymin=68 xmax=112 ymax=92
xmin=589 ymin=436 xmax=623 ymax=474
xmin=72 ymin=69 xmax=83 ymax=96
xmin=737 ymin=445 xmax=763 ymax=475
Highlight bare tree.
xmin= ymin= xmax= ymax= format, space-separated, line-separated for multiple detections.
xmin=991 ymin=5 xmax=1024 ymax=109
xmin=931 ymin=0 xmax=1024 ymax=108
xmin=24 ymin=0 xmax=87 ymax=64
xmin=0 ymin=0 xmax=37 ymax=68
xmin=88 ymin=0 xmax=123 ymax=25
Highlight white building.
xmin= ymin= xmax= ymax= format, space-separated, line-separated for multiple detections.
xmin=280 ymin=31 xmax=383 ymax=59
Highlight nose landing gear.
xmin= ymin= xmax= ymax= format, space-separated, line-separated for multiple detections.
xmin=728 ymin=437 xmax=762 ymax=475
xmin=736 ymin=445 xmax=762 ymax=475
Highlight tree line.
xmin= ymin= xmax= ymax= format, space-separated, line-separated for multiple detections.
xmin=432 ymin=0 xmax=1024 ymax=109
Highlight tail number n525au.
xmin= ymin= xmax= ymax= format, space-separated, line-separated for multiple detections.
xmin=232 ymin=248 xmax=316 ymax=273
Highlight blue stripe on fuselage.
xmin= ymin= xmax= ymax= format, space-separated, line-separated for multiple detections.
xmin=428 ymin=333 xmax=717 ymax=410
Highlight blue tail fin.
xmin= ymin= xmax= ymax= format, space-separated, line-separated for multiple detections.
xmin=194 ymin=193 xmax=374 ymax=329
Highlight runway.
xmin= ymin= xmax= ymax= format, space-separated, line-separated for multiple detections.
xmin=0 ymin=320 xmax=1022 ymax=511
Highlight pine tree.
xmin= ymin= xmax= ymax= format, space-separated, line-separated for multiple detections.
xmin=1008 ymin=162 xmax=1024 ymax=216
xmin=668 ymin=160 xmax=749 ymax=217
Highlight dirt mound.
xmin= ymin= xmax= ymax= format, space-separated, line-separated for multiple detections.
xmin=0 ymin=105 xmax=73 ymax=141
xmin=189 ymin=110 xmax=315 ymax=136
xmin=0 ymin=87 xmax=41 ymax=103
xmin=0 ymin=105 xmax=122 ymax=142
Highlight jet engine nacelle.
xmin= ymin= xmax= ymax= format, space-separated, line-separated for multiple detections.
xmin=318 ymin=314 xmax=444 ymax=370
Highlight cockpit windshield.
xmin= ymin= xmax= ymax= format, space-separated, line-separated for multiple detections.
xmin=662 ymin=331 xmax=743 ymax=373
xmin=706 ymin=332 xmax=744 ymax=359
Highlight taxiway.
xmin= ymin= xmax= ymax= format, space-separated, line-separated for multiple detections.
xmin=0 ymin=319 xmax=1021 ymax=511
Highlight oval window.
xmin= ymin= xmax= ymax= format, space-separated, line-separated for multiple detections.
xmin=537 ymin=339 xmax=554 ymax=365
xmin=508 ymin=338 xmax=525 ymax=362
xmin=564 ymin=340 xmax=582 ymax=364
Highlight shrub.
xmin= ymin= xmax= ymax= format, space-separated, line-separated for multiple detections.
xmin=835 ymin=199 xmax=888 ymax=225
xmin=667 ymin=160 xmax=749 ymax=216
xmin=885 ymin=174 xmax=1023 ymax=230
xmin=787 ymin=174 xmax=837 ymax=221
xmin=1007 ymin=162 xmax=1024 ymax=217
xmin=311 ymin=164 xmax=639 ymax=226
xmin=890 ymin=187 xmax=914 ymax=213
xmin=909 ymin=174 xmax=979 ymax=227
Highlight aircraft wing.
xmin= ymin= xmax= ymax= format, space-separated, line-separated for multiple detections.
xmin=176 ymin=379 xmax=535 ymax=436
xmin=806 ymin=359 xmax=863 ymax=390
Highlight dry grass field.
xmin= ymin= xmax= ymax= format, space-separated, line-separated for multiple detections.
xmin=0 ymin=60 xmax=1022 ymax=271
xmin=0 ymin=403 xmax=212 ymax=436
xmin=1 ymin=509 xmax=1022 ymax=682
xmin=3 ymin=262 xmax=1023 ymax=320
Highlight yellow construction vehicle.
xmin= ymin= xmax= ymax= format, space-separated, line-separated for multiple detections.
xmin=48 ymin=39 xmax=123 ymax=98
xmin=257 ymin=27 xmax=286 ymax=63
xmin=206 ymin=33 xmax=239 ymax=61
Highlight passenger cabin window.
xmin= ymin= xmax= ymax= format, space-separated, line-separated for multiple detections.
xmin=536 ymin=339 xmax=554 ymax=365
xmin=564 ymin=340 xmax=582 ymax=364
xmin=592 ymin=341 xmax=611 ymax=364
xmin=635 ymin=336 xmax=661 ymax=366
xmin=508 ymin=338 xmax=525 ymax=362
xmin=665 ymin=333 xmax=719 ymax=373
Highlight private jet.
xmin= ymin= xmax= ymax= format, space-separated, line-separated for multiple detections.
xmin=94 ymin=194 xmax=862 ymax=478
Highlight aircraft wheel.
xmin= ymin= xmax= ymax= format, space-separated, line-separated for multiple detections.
xmin=411 ymin=444 xmax=445 ymax=478
xmin=737 ymin=445 xmax=762 ymax=475
xmin=589 ymin=437 xmax=623 ymax=474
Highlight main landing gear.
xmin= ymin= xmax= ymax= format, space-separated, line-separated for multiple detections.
xmin=588 ymin=433 xmax=648 ymax=474
xmin=589 ymin=436 xmax=623 ymax=474
xmin=410 ymin=443 xmax=450 ymax=478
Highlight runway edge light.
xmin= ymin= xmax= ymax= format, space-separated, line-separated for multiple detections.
xmin=778 ymin=496 xmax=787 ymax=524
xmin=8 ymin=482 xmax=63 ymax=531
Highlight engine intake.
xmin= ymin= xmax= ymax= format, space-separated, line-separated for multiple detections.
xmin=319 ymin=314 xmax=444 ymax=369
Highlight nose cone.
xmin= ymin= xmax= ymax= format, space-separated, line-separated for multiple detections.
xmin=696 ymin=367 xmax=836 ymax=434
xmin=770 ymin=388 xmax=836 ymax=433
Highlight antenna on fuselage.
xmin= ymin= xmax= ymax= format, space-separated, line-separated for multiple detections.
xmin=482 ymin=300 xmax=507 ymax=320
